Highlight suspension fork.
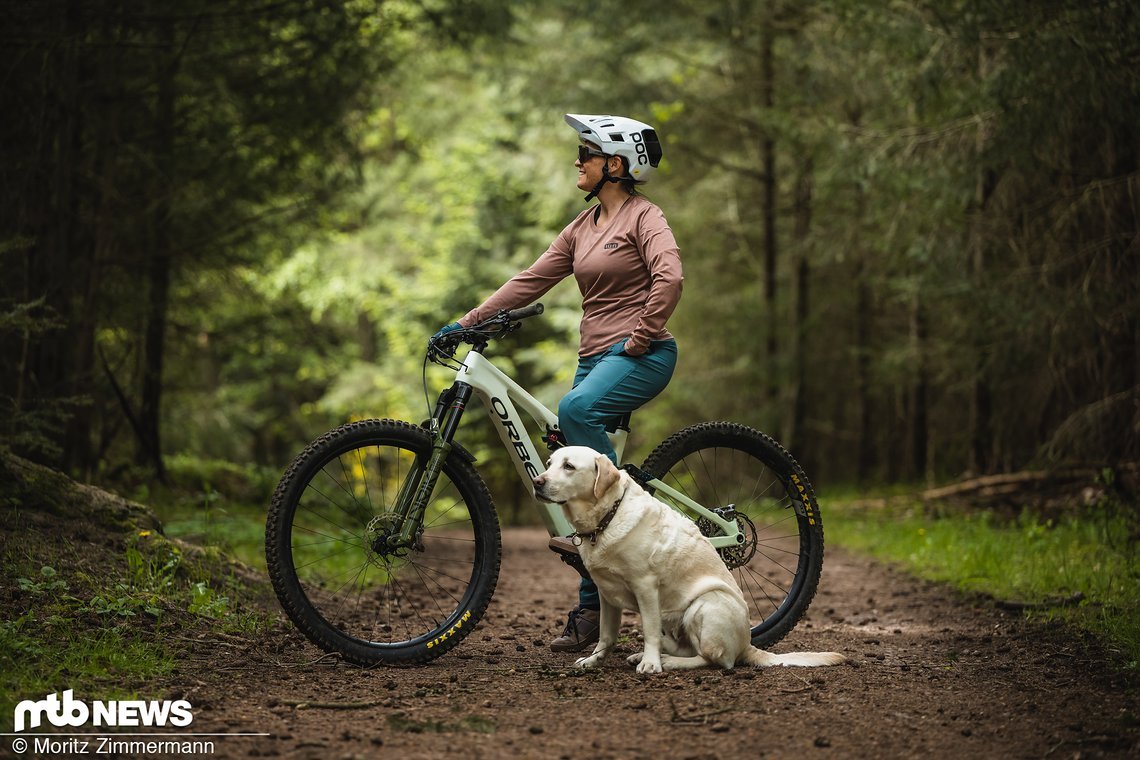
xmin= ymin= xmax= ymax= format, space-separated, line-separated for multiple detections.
xmin=388 ymin=382 xmax=472 ymax=549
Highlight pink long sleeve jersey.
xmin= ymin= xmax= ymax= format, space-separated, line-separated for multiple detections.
xmin=460 ymin=195 xmax=683 ymax=357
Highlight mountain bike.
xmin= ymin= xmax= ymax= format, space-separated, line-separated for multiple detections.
xmin=265 ymin=304 xmax=826 ymax=666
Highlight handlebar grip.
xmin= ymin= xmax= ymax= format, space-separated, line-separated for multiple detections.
xmin=505 ymin=303 xmax=544 ymax=321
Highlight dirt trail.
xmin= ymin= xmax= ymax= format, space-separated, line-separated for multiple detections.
xmin=186 ymin=527 xmax=1137 ymax=759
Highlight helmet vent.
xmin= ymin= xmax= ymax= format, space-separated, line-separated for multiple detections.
xmin=642 ymin=129 xmax=663 ymax=167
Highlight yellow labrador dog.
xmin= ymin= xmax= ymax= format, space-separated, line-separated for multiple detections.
xmin=534 ymin=446 xmax=845 ymax=674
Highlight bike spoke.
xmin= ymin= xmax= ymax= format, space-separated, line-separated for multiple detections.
xmin=293 ymin=542 xmax=366 ymax=572
xmin=300 ymin=483 xmax=367 ymax=541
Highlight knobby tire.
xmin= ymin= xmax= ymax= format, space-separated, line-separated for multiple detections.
xmin=266 ymin=419 xmax=501 ymax=666
xmin=641 ymin=421 xmax=825 ymax=648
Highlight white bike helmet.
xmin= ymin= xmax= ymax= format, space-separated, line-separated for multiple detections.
xmin=565 ymin=113 xmax=663 ymax=200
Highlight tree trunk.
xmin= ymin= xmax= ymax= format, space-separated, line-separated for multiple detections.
xmin=855 ymin=261 xmax=874 ymax=482
xmin=1105 ymin=121 xmax=1140 ymax=462
xmin=786 ymin=157 xmax=813 ymax=464
xmin=63 ymin=16 xmax=112 ymax=480
xmin=358 ymin=312 xmax=378 ymax=364
xmin=968 ymin=164 xmax=994 ymax=476
xmin=137 ymin=20 xmax=177 ymax=481
xmin=760 ymin=28 xmax=779 ymax=408
xmin=909 ymin=295 xmax=929 ymax=482
xmin=139 ymin=250 xmax=170 ymax=480
xmin=848 ymin=107 xmax=874 ymax=483
xmin=28 ymin=0 xmax=82 ymax=469
xmin=968 ymin=47 xmax=997 ymax=476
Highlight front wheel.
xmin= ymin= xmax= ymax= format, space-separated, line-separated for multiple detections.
xmin=266 ymin=419 xmax=501 ymax=666
xmin=641 ymin=422 xmax=824 ymax=649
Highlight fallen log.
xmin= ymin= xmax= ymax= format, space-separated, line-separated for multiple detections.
xmin=921 ymin=468 xmax=1098 ymax=504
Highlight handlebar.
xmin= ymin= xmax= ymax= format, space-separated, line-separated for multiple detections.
xmin=427 ymin=303 xmax=544 ymax=361
xmin=504 ymin=303 xmax=544 ymax=321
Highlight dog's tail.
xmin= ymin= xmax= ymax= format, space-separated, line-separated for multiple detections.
xmin=742 ymin=646 xmax=846 ymax=668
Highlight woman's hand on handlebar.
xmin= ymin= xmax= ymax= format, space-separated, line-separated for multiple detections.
xmin=428 ymin=321 xmax=463 ymax=358
xmin=431 ymin=321 xmax=462 ymax=342
xmin=427 ymin=304 xmax=544 ymax=360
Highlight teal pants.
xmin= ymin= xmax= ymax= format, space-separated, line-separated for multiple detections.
xmin=557 ymin=338 xmax=678 ymax=610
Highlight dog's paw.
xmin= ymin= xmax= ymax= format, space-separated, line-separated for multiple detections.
xmin=626 ymin=652 xmax=644 ymax=666
xmin=575 ymin=653 xmax=604 ymax=669
xmin=635 ymin=657 xmax=663 ymax=674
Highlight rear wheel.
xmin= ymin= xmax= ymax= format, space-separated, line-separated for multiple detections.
xmin=266 ymin=419 xmax=501 ymax=666
xmin=641 ymin=422 xmax=824 ymax=648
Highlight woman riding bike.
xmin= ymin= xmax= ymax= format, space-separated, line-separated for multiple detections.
xmin=432 ymin=113 xmax=683 ymax=653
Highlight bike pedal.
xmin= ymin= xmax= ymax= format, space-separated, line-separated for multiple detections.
xmin=548 ymin=536 xmax=592 ymax=581
xmin=542 ymin=427 xmax=566 ymax=451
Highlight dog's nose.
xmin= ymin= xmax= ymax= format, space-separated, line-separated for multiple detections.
xmin=533 ymin=475 xmax=546 ymax=489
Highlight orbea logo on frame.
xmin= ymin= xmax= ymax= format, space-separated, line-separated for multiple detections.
xmin=13 ymin=691 xmax=194 ymax=733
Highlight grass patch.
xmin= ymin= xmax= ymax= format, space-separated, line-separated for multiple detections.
xmin=0 ymin=541 xmax=273 ymax=730
xmin=0 ymin=557 xmax=177 ymax=730
xmin=825 ymin=497 xmax=1140 ymax=668
xmin=158 ymin=499 xmax=268 ymax=572
xmin=126 ymin=456 xmax=274 ymax=571
xmin=0 ymin=618 xmax=174 ymax=720
xmin=0 ymin=454 xmax=278 ymax=732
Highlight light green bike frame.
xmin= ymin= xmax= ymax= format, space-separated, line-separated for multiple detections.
xmin=454 ymin=351 xmax=744 ymax=548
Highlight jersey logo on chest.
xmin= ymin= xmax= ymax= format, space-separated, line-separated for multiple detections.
xmin=603 ymin=242 xmax=619 ymax=250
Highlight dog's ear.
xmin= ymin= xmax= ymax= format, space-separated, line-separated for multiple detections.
xmin=593 ymin=454 xmax=620 ymax=501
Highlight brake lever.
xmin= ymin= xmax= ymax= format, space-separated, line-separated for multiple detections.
xmin=427 ymin=334 xmax=461 ymax=362
xmin=427 ymin=315 xmax=518 ymax=362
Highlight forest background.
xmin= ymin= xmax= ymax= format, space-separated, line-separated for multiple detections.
xmin=2 ymin=0 xmax=1137 ymax=521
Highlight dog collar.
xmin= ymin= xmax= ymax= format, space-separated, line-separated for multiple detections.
xmin=572 ymin=487 xmax=627 ymax=546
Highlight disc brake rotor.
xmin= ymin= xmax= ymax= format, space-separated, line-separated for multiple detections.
xmin=366 ymin=512 xmax=424 ymax=559
xmin=696 ymin=510 xmax=759 ymax=570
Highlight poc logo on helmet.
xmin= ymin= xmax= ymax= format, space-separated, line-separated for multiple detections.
xmin=629 ymin=130 xmax=663 ymax=175
xmin=13 ymin=690 xmax=194 ymax=732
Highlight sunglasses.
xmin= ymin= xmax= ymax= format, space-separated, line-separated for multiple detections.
xmin=577 ymin=145 xmax=607 ymax=162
